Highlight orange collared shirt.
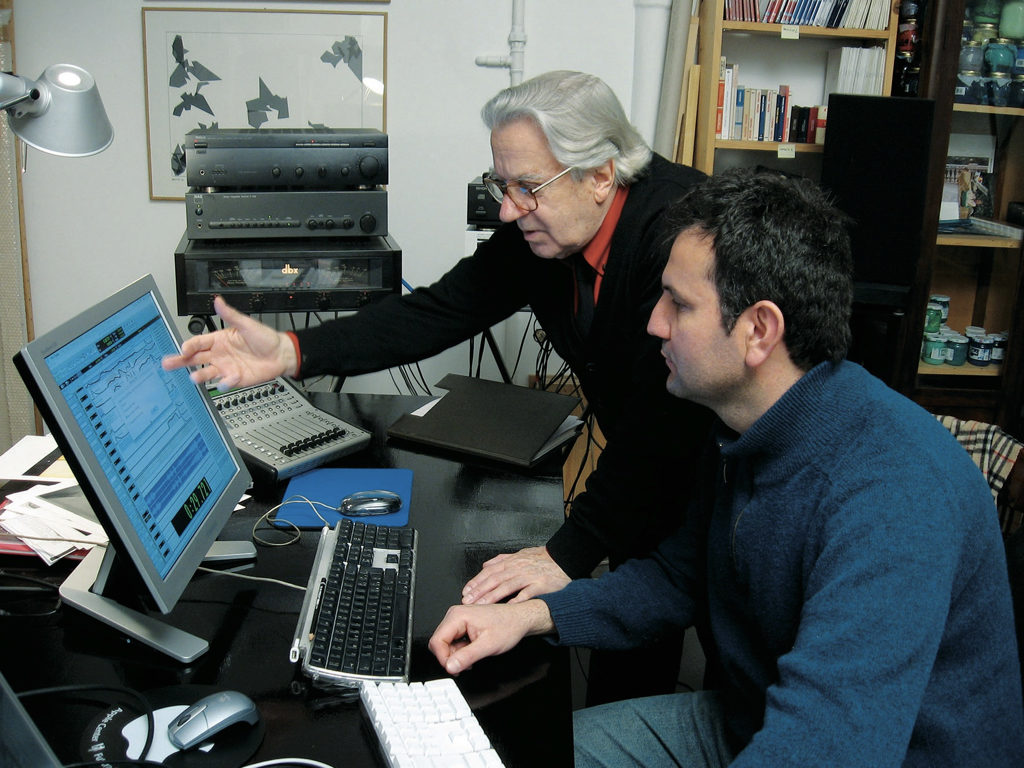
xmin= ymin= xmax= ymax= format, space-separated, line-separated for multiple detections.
xmin=579 ymin=185 xmax=629 ymax=307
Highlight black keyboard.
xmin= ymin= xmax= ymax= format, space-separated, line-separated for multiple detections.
xmin=290 ymin=520 xmax=417 ymax=687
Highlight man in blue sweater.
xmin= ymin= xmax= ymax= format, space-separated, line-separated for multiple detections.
xmin=429 ymin=168 xmax=1024 ymax=766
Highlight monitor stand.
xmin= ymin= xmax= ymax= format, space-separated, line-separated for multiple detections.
xmin=58 ymin=541 xmax=256 ymax=663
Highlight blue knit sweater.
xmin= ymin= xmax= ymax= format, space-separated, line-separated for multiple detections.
xmin=541 ymin=361 xmax=1024 ymax=766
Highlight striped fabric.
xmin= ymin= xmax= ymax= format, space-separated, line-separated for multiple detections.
xmin=937 ymin=415 xmax=1023 ymax=536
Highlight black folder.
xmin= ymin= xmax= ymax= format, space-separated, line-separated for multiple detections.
xmin=386 ymin=374 xmax=582 ymax=467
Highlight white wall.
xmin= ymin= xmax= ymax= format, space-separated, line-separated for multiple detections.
xmin=12 ymin=0 xmax=636 ymax=393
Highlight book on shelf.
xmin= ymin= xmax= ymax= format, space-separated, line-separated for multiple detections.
xmin=715 ymin=56 xmax=726 ymax=139
xmin=773 ymin=92 xmax=785 ymax=142
xmin=814 ymin=104 xmax=828 ymax=144
xmin=807 ymin=105 xmax=820 ymax=143
xmin=825 ymin=46 xmax=885 ymax=98
xmin=722 ymin=64 xmax=735 ymax=140
xmin=779 ymin=85 xmax=792 ymax=142
xmin=937 ymin=217 xmax=1023 ymax=241
xmin=826 ymin=0 xmax=849 ymax=28
xmin=743 ymin=87 xmax=759 ymax=140
xmin=814 ymin=0 xmax=836 ymax=25
xmin=761 ymin=0 xmax=784 ymax=22
xmin=788 ymin=105 xmax=808 ymax=142
xmin=734 ymin=85 xmax=745 ymax=141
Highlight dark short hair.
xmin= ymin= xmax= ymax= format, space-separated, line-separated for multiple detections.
xmin=663 ymin=168 xmax=853 ymax=370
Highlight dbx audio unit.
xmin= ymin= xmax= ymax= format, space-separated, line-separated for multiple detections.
xmin=185 ymin=128 xmax=388 ymax=188
xmin=185 ymin=189 xmax=387 ymax=239
xmin=175 ymin=233 xmax=401 ymax=316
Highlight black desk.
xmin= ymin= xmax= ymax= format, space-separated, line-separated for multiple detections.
xmin=0 ymin=393 xmax=573 ymax=767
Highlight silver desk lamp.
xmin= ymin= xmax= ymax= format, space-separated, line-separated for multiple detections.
xmin=0 ymin=63 xmax=112 ymax=157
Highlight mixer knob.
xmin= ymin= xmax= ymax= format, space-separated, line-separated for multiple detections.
xmin=360 ymin=214 xmax=377 ymax=233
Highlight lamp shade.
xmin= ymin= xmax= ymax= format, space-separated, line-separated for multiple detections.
xmin=8 ymin=64 xmax=113 ymax=157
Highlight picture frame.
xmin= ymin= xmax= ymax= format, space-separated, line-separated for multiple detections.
xmin=142 ymin=7 xmax=387 ymax=200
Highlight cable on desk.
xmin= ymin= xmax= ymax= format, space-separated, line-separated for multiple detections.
xmin=241 ymin=760 xmax=337 ymax=768
xmin=196 ymin=566 xmax=306 ymax=592
xmin=0 ymin=569 xmax=62 ymax=617
xmin=17 ymin=683 xmax=155 ymax=764
xmin=64 ymin=760 xmax=164 ymax=767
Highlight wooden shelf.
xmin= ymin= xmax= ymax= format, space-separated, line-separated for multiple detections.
xmin=692 ymin=0 xmax=899 ymax=173
xmin=721 ymin=21 xmax=893 ymax=39
xmin=714 ymin=139 xmax=824 ymax=152
xmin=937 ymin=234 xmax=1022 ymax=248
xmin=918 ymin=361 xmax=1002 ymax=377
xmin=953 ymin=104 xmax=1024 ymax=117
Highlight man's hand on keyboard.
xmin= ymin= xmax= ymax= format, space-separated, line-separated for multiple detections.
xmin=428 ymin=600 xmax=554 ymax=676
xmin=460 ymin=545 xmax=570 ymax=605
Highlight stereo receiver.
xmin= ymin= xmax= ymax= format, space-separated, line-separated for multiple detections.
xmin=185 ymin=189 xmax=387 ymax=239
xmin=175 ymin=233 xmax=401 ymax=316
xmin=185 ymin=128 xmax=388 ymax=188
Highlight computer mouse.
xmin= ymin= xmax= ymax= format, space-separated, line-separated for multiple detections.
xmin=167 ymin=690 xmax=260 ymax=750
xmin=341 ymin=489 xmax=402 ymax=516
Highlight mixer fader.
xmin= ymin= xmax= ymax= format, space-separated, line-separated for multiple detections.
xmin=211 ymin=377 xmax=370 ymax=483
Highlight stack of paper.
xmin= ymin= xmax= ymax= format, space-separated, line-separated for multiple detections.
xmin=0 ymin=435 xmax=107 ymax=564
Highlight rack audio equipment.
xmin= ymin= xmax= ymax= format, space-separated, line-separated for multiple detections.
xmin=175 ymin=233 xmax=402 ymax=316
xmin=467 ymin=176 xmax=502 ymax=228
xmin=211 ymin=377 xmax=371 ymax=483
xmin=185 ymin=189 xmax=387 ymax=239
xmin=185 ymin=128 xmax=388 ymax=188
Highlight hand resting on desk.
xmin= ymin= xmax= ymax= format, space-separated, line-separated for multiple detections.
xmin=161 ymin=295 xmax=298 ymax=389
xmin=429 ymin=600 xmax=555 ymax=675
xmin=461 ymin=545 xmax=570 ymax=605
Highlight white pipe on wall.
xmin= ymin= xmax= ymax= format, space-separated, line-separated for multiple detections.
xmin=475 ymin=0 xmax=527 ymax=86
xmin=631 ymin=0 xmax=673 ymax=145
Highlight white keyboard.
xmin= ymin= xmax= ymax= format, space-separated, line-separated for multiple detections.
xmin=359 ymin=679 xmax=505 ymax=768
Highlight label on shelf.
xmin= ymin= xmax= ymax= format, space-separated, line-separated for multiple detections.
xmin=777 ymin=143 xmax=796 ymax=158
xmin=781 ymin=25 xmax=799 ymax=39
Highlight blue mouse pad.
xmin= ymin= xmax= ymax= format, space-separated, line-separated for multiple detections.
xmin=271 ymin=468 xmax=413 ymax=529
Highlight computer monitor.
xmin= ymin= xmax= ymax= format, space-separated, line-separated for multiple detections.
xmin=13 ymin=274 xmax=253 ymax=662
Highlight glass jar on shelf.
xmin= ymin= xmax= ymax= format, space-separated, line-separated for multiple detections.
xmin=989 ymin=71 xmax=1012 ymax=106
xmin=985 ymin=38 xmax=1018 ymax=73
xmin=1000 ymin=0 xmax=1024 ymax=40
xmin=1009 ymin=74 xmax=1024 ymax=107
xmin=974 ymin=0 xmax=1003 ymax=26
xmin=961 ymin=40 xmax=986 ymax=71
xmin=974 ymin=22 xmax=1000 ymax=44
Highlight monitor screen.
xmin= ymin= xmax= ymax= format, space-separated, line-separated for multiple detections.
xmin=14 ymin=275 xmax=252 ymax=660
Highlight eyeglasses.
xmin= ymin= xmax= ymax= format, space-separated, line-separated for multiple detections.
xmin=482 ymin=166 xmax=575 ymax=212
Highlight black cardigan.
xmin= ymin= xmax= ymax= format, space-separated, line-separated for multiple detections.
xmin=295 ymin=154 xmax=714 ymax=578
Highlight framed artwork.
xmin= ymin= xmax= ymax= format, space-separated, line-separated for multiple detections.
xmin=142 ymin=7 xmax=387 ymax=200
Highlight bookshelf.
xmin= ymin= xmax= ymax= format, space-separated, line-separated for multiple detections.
xmin=900 ymin=0 xmax=1024 ymax=435
xmin=690 ymin=0 xmax=900 ymax=173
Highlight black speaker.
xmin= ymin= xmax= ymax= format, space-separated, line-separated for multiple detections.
xmin=820 ymin=94 xmax=936 ymax=287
